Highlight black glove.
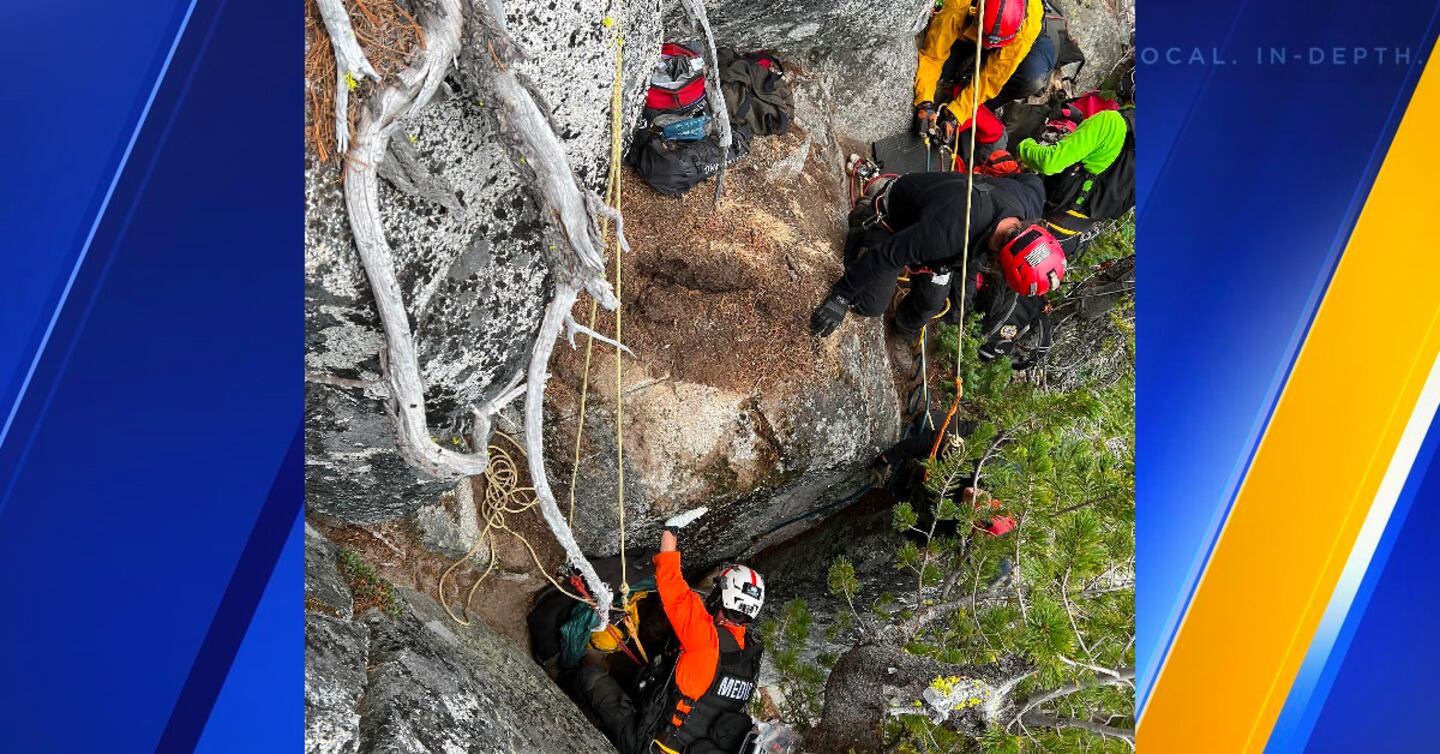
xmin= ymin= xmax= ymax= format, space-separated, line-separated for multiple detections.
xmin=914 ymin=101 xmax=936 ymax=136
xmin=810 ymin=293 xmax=850 ymax=338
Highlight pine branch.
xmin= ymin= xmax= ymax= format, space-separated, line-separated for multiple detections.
xmin=1020 ymin=712 xmax=1136 ymax=748
xmin=1007 ymin=665 xmax=1136 ymax=729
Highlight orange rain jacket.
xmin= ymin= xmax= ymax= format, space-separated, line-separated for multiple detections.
xmin=653 ymin=550 xmax=747 ymax=700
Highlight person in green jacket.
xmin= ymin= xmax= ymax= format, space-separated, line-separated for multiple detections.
xmin=1017 ymin=108 xmax=1129 ymax=176
xmin=1016 ymin=106 xmax=1135 ymax=257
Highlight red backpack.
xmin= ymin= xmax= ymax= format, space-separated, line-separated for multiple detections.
xmin=1069 ymin=90 xmax=1119 ymax=118
xmin=645 ymin=42 xmax=708 ymax=114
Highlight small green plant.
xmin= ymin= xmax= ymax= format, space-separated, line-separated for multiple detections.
xmin=337 ymin=547 xmax=402 ymax=618
xmin=760 ymin=599 xmax=827 ymax=731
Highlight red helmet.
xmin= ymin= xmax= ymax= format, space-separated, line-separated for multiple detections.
xmin=997 ymin=224 xmax=1066 ymax=295
xmin=978 ymin=0 xmax=1027 ymax=49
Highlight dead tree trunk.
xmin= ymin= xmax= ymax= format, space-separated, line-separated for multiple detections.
xmin=810 ymin=644 xmax=1133 ymax=752
xmin=340 ymin=0 xmax=634 ymax=624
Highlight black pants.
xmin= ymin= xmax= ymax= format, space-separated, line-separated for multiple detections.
xmin=841 ymin=211 xmax=954 ymax=337
xmin=578 ymin=666 xmax=649 ymax=754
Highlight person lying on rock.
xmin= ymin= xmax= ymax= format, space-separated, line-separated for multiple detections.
xmin=809 ymin=171 xmax=1066 ymax=345
xmin=577 ymin=529 xmax=766 ymax=754
xmin=914 ymin=0 xmax=1056 ymax=149
xmin=1016 ymin=94 xmax=1136 ymax=258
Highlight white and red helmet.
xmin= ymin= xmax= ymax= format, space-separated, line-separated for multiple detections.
xmin=714 ymin=564 xmax=765 ymax=622
xmin=998 ymin=224 xmax=1066 ymax=295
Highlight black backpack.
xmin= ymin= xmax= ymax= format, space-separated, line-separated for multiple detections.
xmin=716 ymin=48 xmax=794 ymax=136
xmin=959 ymin=275 xmax=1054 ymax=369
xmin=627 ymin=126 xmax=753 ymax=196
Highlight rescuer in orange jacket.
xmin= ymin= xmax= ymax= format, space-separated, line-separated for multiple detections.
xmin=577 ymin=530 xmax=766 ymax=754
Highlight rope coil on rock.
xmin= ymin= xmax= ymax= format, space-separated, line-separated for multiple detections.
xmin=439 ymin=432 xmax=593 ymax=626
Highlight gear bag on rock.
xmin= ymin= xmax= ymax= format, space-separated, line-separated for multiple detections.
xmin=627 ymin=126 xmax=753 ymax=197
xmin=645 ymin=42 xmax=709 ymax=118
xmin=716 ymin=48 xmax=794 ymax=136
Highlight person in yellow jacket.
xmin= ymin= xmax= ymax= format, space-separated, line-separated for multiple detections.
xmin=914 ymin=0 xmax=1056 ymax=138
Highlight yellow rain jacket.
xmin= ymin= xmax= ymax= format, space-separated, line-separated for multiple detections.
xmin=913 ymin=0 xmax=1045 ymax=122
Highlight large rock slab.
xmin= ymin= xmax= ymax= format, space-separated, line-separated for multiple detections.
xmin=304 ymin=528 xmax=613 ymax=754
xmin=548 ymin=130 xmax=903 ymax=566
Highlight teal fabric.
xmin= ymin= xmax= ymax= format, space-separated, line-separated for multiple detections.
xmin=559 ymin=577 xmax=659 ymax=668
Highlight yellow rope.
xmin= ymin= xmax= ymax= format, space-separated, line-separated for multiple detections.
xmin=606 ymin=15 xmax=631 ymax=605
xmin=563 ymin=12 xmax=630 ymax=617
xmin=439 ymin=431 xmax=593 ymax=626
xmin=568 ymin=297 xmax=599 ymax=526
xmin=929 ymin=0 xmax=982 ymax=461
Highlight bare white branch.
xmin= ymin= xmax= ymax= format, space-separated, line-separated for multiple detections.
xmin=1021 ymin=713 xmax=1136 ymax=748
xmin=345 ymin=0 xmax=500 ymax=480
xmin=316 ymin=0 xmax=380 ymax=155
xmin=565 ymin=314 xmax=634 ymax=354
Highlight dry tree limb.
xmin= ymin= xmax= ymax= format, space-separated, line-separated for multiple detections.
xmin=340 ymin=0 xmax=638 ymax=626
xmin=466 ymin=0 xmax=635 ymax=626
xmin=345 ymin=0 xmax=497 ymax=482
xmin=673 ymin=0 xmax=732 ymax=203
xmin=316 ymin=0 xmax=381 ymax=155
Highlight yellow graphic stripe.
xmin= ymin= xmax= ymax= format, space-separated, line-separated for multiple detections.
xmin=1140 ymin=41 xmax=1440 ymax=751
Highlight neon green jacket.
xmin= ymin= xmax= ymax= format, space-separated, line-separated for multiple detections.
xmin=1017 ymin=109 xmax=1130 ymax=175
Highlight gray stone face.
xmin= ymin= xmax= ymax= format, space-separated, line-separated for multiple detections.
xmin=306 ymin=0 xmax=927 ymax=534
xmin=306 ymin=0 xmax=664 ymax=521
xmin=356 ymin=588 xmax=613 ymax=753
xmin=675 ymin=0 xmax=930 ymax=142
xmin=303 ymin=528 xmax=613 ymax=754
xmin=1053 ymin=0 xmax=1135 ymax=90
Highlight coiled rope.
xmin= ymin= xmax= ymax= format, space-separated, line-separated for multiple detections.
xmin=439 ymin=431 xmax=592 ymax=625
